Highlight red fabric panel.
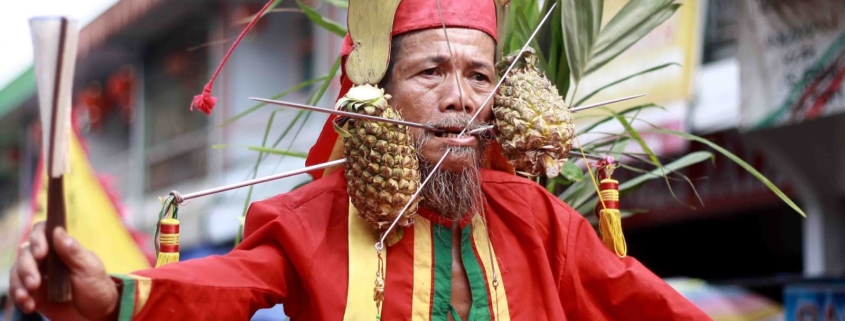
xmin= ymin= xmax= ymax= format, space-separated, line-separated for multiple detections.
xmin=479 ymin=169 xmax=710 ymax=320
xmin=381 ymin=224 xmax=415 ymax=319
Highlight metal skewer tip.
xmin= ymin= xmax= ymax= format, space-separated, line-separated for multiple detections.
xmin=466 ymin=125 xmax=494 ymax=135
xmin=249 ymin=97 xmax=444 ymax=132
xmin=570 ymin=94 xmax=647 ymax=113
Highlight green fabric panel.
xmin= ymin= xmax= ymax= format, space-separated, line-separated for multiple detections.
xmin=110 ymin=274 xmax=137 ymax=321
xmin=432 ymin=224 xmax=453 ymax=320
xmin=461 ymin=225 xmax=492 ymax=321
xmin=0 ymin=67 xmax=35 ymax=119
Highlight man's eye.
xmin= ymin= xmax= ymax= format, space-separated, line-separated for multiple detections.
xmin=421 ymin=68 xmax=437 ymax=76
xmin=472 ymin=73 xmax=489 ymax=82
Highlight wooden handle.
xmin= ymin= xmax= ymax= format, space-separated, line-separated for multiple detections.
xmin=44 ymin=177 xmax=72 ymax=302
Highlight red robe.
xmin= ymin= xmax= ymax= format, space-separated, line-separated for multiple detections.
xmin=111 ymin=169 xmax=711 ymax=320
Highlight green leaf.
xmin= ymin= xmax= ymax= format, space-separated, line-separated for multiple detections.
xmin=593 ymin=0 xmax=673 ymax=51
xmin=297 ymin=0 xmax=347 ymax=37
xmin=546 ymin=4 xmax=570 ymax=98
xmin=309 ymin=57 xmax=342 ymax=105
xmin=211 ymin=144 xmax=229 ymax=149
xmin=646 ymin=128 xmax=807 ymax=217
xmin=236 ymin=109 xmax=282 ymax=245
xmin=607 ymin=137 xmax=630 ymax=160
xmin=561 ymin=0 xmax=603 ymax=81
xmin=576 ymin=104 xmax=664 ymax=135
xmin=558 ymin=172 xmax=597 ymax=210
xmin=561 ymin=161 xmax=583 ymax=182
xmin=322 ymin=0 xmax=348 ymax=9
xmin=586 ymin=3 xmax=680 ymax=75
xmin=219 ymin=75 xmax=327 ymax=127
xmin=610 ymin=109 xmax=685 ymax=203
xmin=612 ymin=111 xmax=658 ymax=165
xmin=247 ymin=146 xmax=308 ymax=158
xmin=575 ymin=62 xmax=681 ymax=106
xmin=572 ymin=151 xmax=714 ymax=214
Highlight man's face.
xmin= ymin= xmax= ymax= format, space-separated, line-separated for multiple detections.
xmin=383 ymin=28 xmax=496 ymax=173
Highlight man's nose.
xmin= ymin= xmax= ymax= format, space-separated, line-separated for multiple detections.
xmin=438 ymin=72 xmax=477 ymax=114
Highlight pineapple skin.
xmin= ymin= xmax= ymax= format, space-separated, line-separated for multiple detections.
xmin=493 ymin=51 xmax=575 ymax=177
xmin=338 ymin=85 xmax=421 ymax=230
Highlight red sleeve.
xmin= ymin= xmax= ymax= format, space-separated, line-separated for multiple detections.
xmin=558 ymin=210 xmax=712 ymax=320
xmin=112 ymin=200 xmax=302 ymax=321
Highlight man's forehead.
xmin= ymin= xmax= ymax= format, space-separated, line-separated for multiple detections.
xmin=393 ymin=28 xmax=496 ymax=63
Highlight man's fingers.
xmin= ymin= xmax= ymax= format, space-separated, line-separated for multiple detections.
xmin=16 ymin=244 xmax=42 ymax=291
xmin=52 ymin=227 xmax=93 ymax=271
xmin=29 ymin=221 xmax=48 ymax=260
xmin=9 ymin=265 xmax=36 ymax=314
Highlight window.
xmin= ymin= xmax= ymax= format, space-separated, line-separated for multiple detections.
xmin=142 ymin=14 xmax=211 ymax=192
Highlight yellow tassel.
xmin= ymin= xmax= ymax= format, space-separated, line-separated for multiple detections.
xmin=596 ymin=179 xmax=627 ymax=257
xmin=156 ymin=218 xmax=180 ymax=267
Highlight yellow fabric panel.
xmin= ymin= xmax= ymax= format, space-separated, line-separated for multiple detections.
xmin=344 ymin=200 xmax=384 ymax=319
xmin=471 ymin=214 xmax=511 ymax=321
xmin=32 ymin=130 xmax=150 ymax=274
xmin=129 ymin=274 xmax=152 ymax=316
xmin=411 ymin=217 xmax=433 ymax=320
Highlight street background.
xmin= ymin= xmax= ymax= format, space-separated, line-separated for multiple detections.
xmin=1 ymin=0 xmax=844 ymax=320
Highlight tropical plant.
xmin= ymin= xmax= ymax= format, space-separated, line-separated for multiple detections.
xmin=221 ymin=0 xmax=805 ymax=243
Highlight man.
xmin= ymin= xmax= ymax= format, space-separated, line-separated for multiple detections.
xmin=9 ymin=0 xmax=711 ymax=320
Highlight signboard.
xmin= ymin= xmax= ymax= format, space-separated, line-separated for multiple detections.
xmin=575 ymin=0 xmax=700 ymax=117
xmin=784 ymin=282 xmax=845 ymax=321
xmin=574 ymin=0 xmax=700 ymax=156
xmin=738 ymin=1 xmax=845 ymax=130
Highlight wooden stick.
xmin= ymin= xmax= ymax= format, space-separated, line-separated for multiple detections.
xmin=30 ymin=16 xmax=79 ymax=303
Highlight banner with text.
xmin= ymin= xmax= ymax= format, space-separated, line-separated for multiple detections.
xmin=738 ymin=0 xmax=845 ymax=130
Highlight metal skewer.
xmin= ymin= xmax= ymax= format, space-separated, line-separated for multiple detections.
xmin=171 ymin=159 xmax=346 ymax=205
xmin=249 ymin=97 xmax=443 ymax=132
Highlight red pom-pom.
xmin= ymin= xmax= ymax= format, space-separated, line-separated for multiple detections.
xmin=191 ymin=85 xmax=216 ymax=115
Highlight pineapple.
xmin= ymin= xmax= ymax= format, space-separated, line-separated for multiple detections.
xmin=493 ymin=48 xmax=575 ymax=177
xmin=335 ymin=84 xmax=421 ymax=230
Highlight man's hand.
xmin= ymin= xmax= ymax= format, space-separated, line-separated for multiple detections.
xmin=9 ymin=221 xmax=119 ymax=321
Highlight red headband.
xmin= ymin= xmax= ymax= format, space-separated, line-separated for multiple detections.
xmin=305 ymin=0 xmax=498 ymax=180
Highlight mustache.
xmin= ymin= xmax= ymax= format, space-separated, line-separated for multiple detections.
xmin=424 ymin=116 xmax=490 ymax=131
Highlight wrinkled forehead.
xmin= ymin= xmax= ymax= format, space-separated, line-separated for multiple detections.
xmin=390 ymin=28 xmax=497 ymax=65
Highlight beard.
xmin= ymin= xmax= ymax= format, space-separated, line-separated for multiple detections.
xmin=415 ymin=117 xmax=490 ymax=219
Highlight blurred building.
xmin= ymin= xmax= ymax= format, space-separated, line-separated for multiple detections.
xmin=0 ymin=0 xmax=345 ymax=318
xmin=1 ymin=0 xmax=844 ymax=319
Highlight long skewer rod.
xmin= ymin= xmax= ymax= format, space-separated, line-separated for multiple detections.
xmin=172 ymin=159 xmax=346 ymax=205
xmin=249 ymin=97 xmax=443 ymax=132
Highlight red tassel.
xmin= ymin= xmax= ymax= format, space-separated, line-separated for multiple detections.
xmin=190 ymin=0 xmax=274 ymax=115
xmin=191 ymin=85 xmax=217 ymax=115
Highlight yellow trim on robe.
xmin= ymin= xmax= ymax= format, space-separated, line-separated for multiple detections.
xmin=472 ymin=214 xmax=511 ymax=321
xmin=131 ymin=274 xmax=152 ymax=316
xmin=344 ymin=200 xmax=385 ymax=319
xmin=411 ymin=217 xmax=433 ymax=320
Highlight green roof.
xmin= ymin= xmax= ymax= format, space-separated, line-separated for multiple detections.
xmin=0 ymin=66 xmax=36 ymax=119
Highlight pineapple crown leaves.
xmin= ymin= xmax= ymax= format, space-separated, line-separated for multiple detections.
xmin=496 ymin=47 xmax=540 ymax=77
xmin=334 ymin=84 xmax=391 ymax=113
